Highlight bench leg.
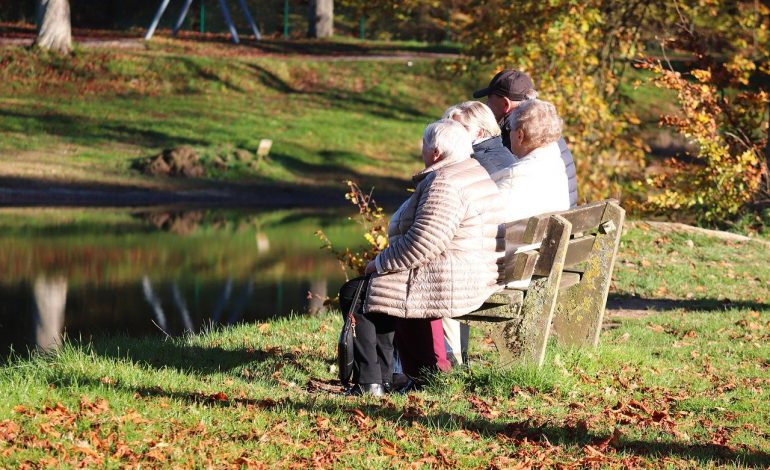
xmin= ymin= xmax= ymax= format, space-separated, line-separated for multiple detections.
xmin=552 ymin=203 xmax=625 ymax=347
xmin=478 ymin=215 xmax=571 ymax=367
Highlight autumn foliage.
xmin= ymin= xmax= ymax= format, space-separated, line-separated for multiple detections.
xmin=634 ymin=1 xmax=770 ymax=224
xmin=451 ymin=1 xmax=647 ymax=203
xmin=315 ymin=180 xmax=389 ymax=278
xmin=347 ymin=0 xmax=770 ymax=225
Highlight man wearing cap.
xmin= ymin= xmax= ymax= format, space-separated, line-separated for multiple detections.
xmin=473 ymin=70 xmax=578 ymax=207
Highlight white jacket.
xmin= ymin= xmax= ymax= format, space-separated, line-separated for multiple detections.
xmin=494 ymin=141 xmax=571 ymax=222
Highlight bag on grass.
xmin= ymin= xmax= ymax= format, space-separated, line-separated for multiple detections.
xmin=337 ymin=276 xmax=367 ymax=385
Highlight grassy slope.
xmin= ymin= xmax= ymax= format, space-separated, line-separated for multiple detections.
xmin=0 ymin=39 xmax=479 ymax=195
xmin=0 ymin=224 xmax=768 ymax=468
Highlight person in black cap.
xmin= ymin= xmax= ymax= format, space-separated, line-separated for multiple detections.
xmin=474 ymin=70 xmax=578 ymax=207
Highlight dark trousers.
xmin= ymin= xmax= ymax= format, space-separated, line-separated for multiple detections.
xmin=339 ymin=277 xmax=395 ymax=385
xmin=395 ymin=318 xmax=452 ymax=379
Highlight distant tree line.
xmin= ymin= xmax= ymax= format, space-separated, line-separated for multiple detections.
xmin=0 ymin=0 xmax=449 ymax=41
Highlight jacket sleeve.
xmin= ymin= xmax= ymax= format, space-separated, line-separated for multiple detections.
xmin=375 ymin=177 xmax=463 ymax=274
xmin=558 ymin=137 xmax=579 ymax=207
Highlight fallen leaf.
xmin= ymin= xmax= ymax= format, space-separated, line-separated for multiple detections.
xmin=647 ymin=323 xmax=665 ymax=333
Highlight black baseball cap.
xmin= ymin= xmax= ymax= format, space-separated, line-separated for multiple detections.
xmin=473 ymin=69 xmax=535 ymax=101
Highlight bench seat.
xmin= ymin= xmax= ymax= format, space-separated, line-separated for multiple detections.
xmin=459 ymin=199 xmax=625 ymax=367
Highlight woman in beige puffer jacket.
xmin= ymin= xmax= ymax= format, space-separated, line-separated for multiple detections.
xmin=364 ymin=141 xmax=506 ymax=318
xmin=340 ymin=119 xmax=505 ymax=396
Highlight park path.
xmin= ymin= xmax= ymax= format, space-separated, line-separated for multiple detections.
xmin=0 ymin=35 xmax=459 ymax=61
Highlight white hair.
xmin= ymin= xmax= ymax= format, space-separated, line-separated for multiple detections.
xmin=423 ymin=119 xmax=473 ymax=162
xmin=441 ymin=101 xmax=501 ymax=139
xmin=509 ymin=99 xmax=562 ymax=149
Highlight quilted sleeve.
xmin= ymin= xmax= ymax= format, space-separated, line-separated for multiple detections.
xmin=375 ymin=177 xmax=463 ymax=273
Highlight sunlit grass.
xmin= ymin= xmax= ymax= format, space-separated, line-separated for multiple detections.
xmin=0 ymin=42 xmax=482 ymax=194
xmin=0 ymin=223 xmax=768 ymax=467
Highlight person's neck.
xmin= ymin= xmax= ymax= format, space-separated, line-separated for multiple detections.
xmin=473 ymin=135 xmax=495 ymax=145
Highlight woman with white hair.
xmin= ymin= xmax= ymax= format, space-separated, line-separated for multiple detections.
xmin=500 ymin=99 xmax=570 ymax=221
xmin=443 ymin=101 xmax=516 ymax=185
xmin=338 ymin=119 xmax=505 ymax=396
xmin=441 ymin=101 xmax=517 ymax=366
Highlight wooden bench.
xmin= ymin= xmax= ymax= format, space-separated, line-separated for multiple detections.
xmin=460 ymin=200 xmax=625 ymax=367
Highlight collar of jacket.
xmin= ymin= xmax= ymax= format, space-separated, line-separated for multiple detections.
xmin=412 ymin=155 xmax=468 ymax=183
xmin=473 ymin=136 xmax=503 ymax=153
xmin=518 ymin=141 xmax=560 ymax=161
xmin=499 ymin=115 xmax=511 ymax=133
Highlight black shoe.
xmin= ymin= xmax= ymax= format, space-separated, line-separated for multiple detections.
xmin=345 ymin=383 xmax=386 ymax=397
xmin=395 ymin=379 xmax=423 ymax=394
xmin=390 ymin=373 xmax=410 ymax=390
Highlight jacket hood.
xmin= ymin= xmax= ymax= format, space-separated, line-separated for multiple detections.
xmin=412 ymin=154 xmax=470 ymax=183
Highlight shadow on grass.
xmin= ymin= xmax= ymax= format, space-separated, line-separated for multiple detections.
xmin=607 ymin=293 xmax=770 ymax=314
xmin=66 ymin=365 xmax=770 ymax=468
xmin=244 ymin=62 xmax=435 ymax=121
xmin=40 ymin=323 xmax=769 ymax=467
xmin=0 ymin=108 xmax=209 ymax=149
xmin=89 ymin=332 xmax=328 ymax=376
xmin=268 ymin=150 xmax=412 ymax=200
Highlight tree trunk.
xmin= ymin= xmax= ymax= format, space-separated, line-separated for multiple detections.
xmin=35 ymin=0 xmax=72 ymax=53
xmin=307 ymin=0 xmax=334 ymax=38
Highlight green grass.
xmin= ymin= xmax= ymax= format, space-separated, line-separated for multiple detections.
xmin=0 ymin=39 xmax=480 ymax=194
xmin=1 ymin=223 xmax=768 ymax=467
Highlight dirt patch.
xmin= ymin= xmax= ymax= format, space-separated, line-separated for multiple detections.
xmin=135 ymin=147 xmax=205 ymax=178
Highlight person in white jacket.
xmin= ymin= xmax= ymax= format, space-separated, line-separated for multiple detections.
xmin=498 ymin=99 xmax=570 ymax=222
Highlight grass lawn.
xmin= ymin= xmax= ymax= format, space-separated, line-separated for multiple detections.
xmin=0 ymin=38 xmax=480 ymax=196
xmin=1 ymin=223 xmax=768 ymax=468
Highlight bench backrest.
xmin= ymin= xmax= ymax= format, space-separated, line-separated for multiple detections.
xmin=501 ymin=200 xmax=624 ymax=288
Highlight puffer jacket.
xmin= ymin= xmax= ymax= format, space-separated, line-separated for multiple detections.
xmin=364 ymin=156 xmax=506 ymax=319
xmin=496 ymin=141 xmax=571 ymax=222
xmin=472 ymin=136 xmax=517 ymax=185
xmin=501 ymin=118 xmax=578 ymax=207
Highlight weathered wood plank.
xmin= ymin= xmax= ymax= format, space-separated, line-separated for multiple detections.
xmin=557 ymin=200 xmax=613 ymax=234
xmin=505 ymin=250 xmax=539 ymax=283
xmin=504 ymin=218 xmax=529 ymax=246
xmin=463 ymin=291 xmax=524 ymax=321
xmin=552 ymin=201 xmax=625 ymax=347
xmin=495 ymin=214 xmax=571 ymax=366
xmin=523 ymin=215 xmax=551 ymax=244
xmin=532 ymin=216 xmax=569 ymax=276
xmin=505 ymin=215 xmax=550 ymax=247
xmin=559 ymin=271 xmax=581 ymax=290
xmin=564 ymin=234 xmax=596 ymax=268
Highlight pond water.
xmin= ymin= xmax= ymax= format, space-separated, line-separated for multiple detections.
xmin=0 ymin=207 xmax=364 ymax=356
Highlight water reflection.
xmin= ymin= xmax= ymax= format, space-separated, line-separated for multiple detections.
xmin=0 ymin=208 xmax=358 ymax=356
xmin=33 ymin=276 xmax=67 ymax=352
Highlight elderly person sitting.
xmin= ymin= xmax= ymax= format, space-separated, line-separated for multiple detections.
xmin=440 ymin=101 xmax=517 ymax=366
xmin=499 ymin=99 xmax=570 ymax=222
xmin=443 ymin=101 xmax=516 ymax=185
xmin=338 ymin=119 xmax=505 ymax=396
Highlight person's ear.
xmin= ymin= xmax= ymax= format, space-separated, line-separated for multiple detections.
xmin=503 ymin=97 xmax=516 ymax=114
xmin=516 ymin=128 xmax=525 ymax=145
xmin=432 ymin=147 xmax=442 ymax=162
